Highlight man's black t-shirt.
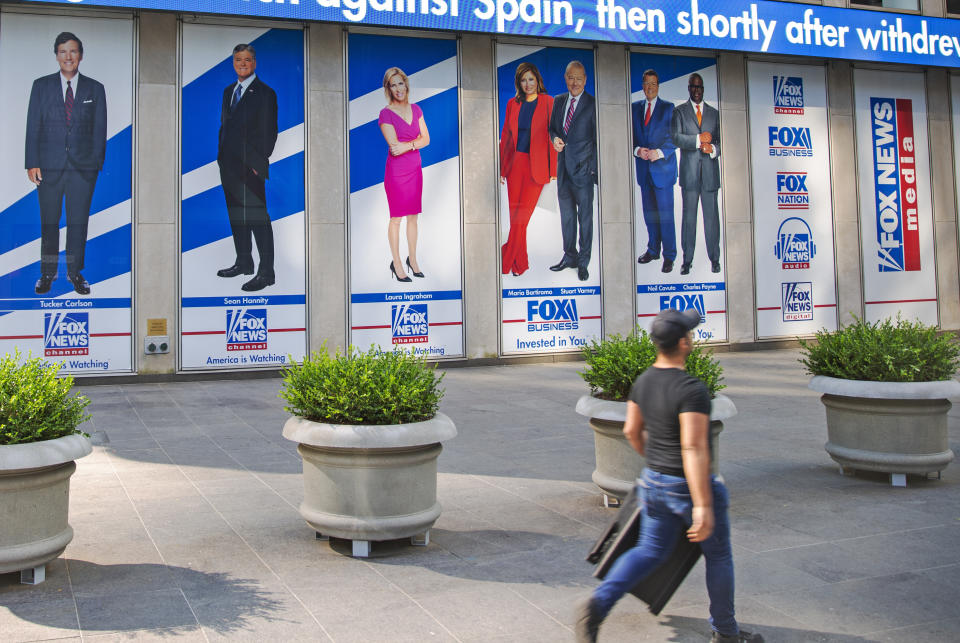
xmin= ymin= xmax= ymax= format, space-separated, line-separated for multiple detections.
xmin=628 ymin=367 xmax=712 ymax=477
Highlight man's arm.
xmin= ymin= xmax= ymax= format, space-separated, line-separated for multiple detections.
xmin=622 ymin=400 xmax=646 ymax=457
xmin=670 ymin=106 xmax=700 ymax=151
xmin=25 ymin=78 xmax=43 ymax=183
xmin=547 ymin=95 xmax=564 ymax=143
xmin=680 ymin=410 xmax=713 ymax=542
xmin=92 ymin=81 xmax=108 ymax=171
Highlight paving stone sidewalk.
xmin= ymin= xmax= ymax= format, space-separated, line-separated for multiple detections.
xmin=2 ymin=349 xmax=959 ymax=642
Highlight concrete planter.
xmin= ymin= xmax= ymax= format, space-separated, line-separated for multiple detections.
xmin=282 ymin=412 xmax=456 ymax=557
xmin=575 ymin=394 xmax=735 ymax=506
xmin=0 ymin=434 xmax=92 ymax=584
xmin=809 ymin=376 xmax=959 ymax=485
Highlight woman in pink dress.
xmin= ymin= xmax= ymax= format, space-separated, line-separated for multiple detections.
xmin=379 ymin=67 xmax=430 ymax=282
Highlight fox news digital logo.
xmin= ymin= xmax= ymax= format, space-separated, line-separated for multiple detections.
xmin=774 ymin=217 xmax=817 ymax=270
xmin=391 ymin=304 xmax=428 ymax=344
xmin=226 ymin=308 xmax=267 ymax=351
xmin=773 ymin=76 xmax=804 ymax=115
xmin=776 ymin=172 xmax=809 ymax=210
xmin=659 ymin=293 xmax=706 ymax=324
xmin=44 ymin=312 xmax=89 ymax=356
xmin=782 ymin=282 xmax=813 ymax=321
xmin=768 ymin=126 xmax=813 ymax=157
xmin=527 ymin=298 xmax=579 ymax=331
xmin=870 ymin=97 xmax=920 ymax=272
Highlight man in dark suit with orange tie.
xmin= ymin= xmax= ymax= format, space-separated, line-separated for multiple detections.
xmin=25 ymin=32 xmax=107 ymax=296
xmin=548 ymin=60 xmax=597 ymax=282
xmin=216 ymin=43 xmax=278 ymax=292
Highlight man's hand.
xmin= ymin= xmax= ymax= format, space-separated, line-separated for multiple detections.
xmin=27 ymin=168 xmax=42 ymax=185
xmin=699 ymin=132 xmax=712 ymax=144
xmin=553 ymin=136 xmax=565 ymax=153
xmin=700 ymin=143 xmax=714 ymax=155
xmin=638 ymin=147 xmax=649 ymax=160
xmin=687 ymin=505 xmax=714 ymax=542
xmin=251 ymin=168 xmax=258 ymax=176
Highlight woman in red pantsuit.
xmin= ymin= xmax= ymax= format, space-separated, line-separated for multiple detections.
xmin=500 ymin=62 xmax=556 ymax=276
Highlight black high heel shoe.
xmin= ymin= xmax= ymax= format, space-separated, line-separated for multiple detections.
xmin=390 ymin=260 xmax=412 ymax=282
xmin=406 ymin=257 xmax=424 ymax=278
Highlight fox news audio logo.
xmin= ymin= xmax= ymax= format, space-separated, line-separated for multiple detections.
xmin=768 ymin=126 xmax=813 ymax=157
xmin=44 ymin=312 xmax=89 ymax=356
xmin=659 ymin=293 xmax=706 ymax=324
xmin=870 ymin=97 xmax=920 ymax=272
xmin=776 ymin=172 xmax=809 ymax=210
xmin=773 ymin=76 xmax=804 ymax=115
xmin=774 ymin=217 xmax=817 ymax=269
xmin=391 ymin=304 xmax=428 ymax=344
xmin=782 ymin=282 xmax=813 ymax=321
xmin=226 ymin=308 xmax=267 ymax=351
xmin=527 ymin=298 xmax=578 ymax=331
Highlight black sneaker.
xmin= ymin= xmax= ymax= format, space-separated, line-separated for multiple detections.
xmin=711 ymin=629 xmax=764 ymax=642
xmin=574 ymin=597 xmax=602 ymax=643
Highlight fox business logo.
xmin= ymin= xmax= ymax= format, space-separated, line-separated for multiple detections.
xmin=773 ymin=76 xmax=804 ymax=115
xmin=776 ymin=172 xmax=809 ymax=210
xmin=659 ymin=293 xmax=706 ymax=324
xmin=527 ymin=298 xmax=578 ymax=331
xmin=391 ymin=304 xmax=428 ymax=344
xmin=774 ymin=217 xmax=817 ymax=270
xmin=870 ymin=97 xmax=920 ymax=272
xmin=226 ymin=308 xmax=267 ymax=351
xmin=782 ymin=282 xmax=813 ymax=322
xmin=44 ymin=312 xmax=89 ymax=356
xmin=768 ymin=126 xmax=813 ymax=157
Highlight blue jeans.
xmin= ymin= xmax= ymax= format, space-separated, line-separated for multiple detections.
xmin=592 ymin=468 xmax=738 ymax=636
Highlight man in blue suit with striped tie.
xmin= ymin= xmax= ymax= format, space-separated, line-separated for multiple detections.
xmin=633 ymin=69 xmax=678 ymax=274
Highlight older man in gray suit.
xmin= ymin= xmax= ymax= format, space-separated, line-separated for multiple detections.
xmin=671 ymin=73 xmax=721 ymax=275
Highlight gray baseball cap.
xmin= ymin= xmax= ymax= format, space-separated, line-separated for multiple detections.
xmin=649 ymin=308 xmax=701 ymax=345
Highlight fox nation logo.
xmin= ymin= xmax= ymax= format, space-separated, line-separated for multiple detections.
xmin=391 ymin=304 xmax=428 ymax=344
xmin=774 ymin=217 xmax=817 ymax=270
xmin=659 ymin=293 xmax=706 ymax=324
xmin=527 ymin=298 xmax=578 ymax=331
xmin=773 ymin=76 xmax=804 ymax=115
xmin=768 ymin=126 xmax=813 ymax=157
xmin=776 ymin=172 xmax=809 ymax=210
xmin=226 ymin=308 xmax=267 ymax=351
xmin=782 ymin=282 xmax=813 ymax=322
xmin=44 ymin=312 xmax=89 ymax=357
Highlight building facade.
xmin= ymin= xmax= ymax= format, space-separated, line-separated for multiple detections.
xmin=1 ymin=0 xmax=959 ymax=375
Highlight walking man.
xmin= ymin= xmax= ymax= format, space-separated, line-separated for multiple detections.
xmin=576 ymin=308 xmax=762 ymax=643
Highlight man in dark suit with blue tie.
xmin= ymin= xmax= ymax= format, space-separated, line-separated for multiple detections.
xmin=548 ymin=60 xmax=597 ymax=282
xmin=216 ymin=43 xmax=278 ymax=292
xmin=25 ymin=32 xmax=107 ymax=296
xmin=633 ymin=69 xmax=678 ymax=274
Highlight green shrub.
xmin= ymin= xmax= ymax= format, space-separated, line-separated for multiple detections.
xmin=580 ymin=329 xmax=725 ymax=401
xmin=280 ymin=345 xmax=445 ymax=425
xmin=800 ymin=316 xmax=960 ymax=382
xmin=0 ymin=353 xmax=91 ymax=445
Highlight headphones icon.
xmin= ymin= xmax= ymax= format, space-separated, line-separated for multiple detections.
xmin=774 ymin=217 xmax=816 ymax=260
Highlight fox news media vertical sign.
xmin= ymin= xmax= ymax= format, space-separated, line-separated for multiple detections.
xmin=179 ymin=25 xmax=307 ymax=370
xmin=347 ymin=34 xmax=464 ymax=358
xmin=497 ymin=44 xmax=602 ymax=355
xmin=0 ymin=14 xmax=133 ymax=373
xmin=630 ymin=53 xmax=725 ymax=343
xmin=747 ymin=62 xmax=837 ymax=338
xmin=854 ymin=69 xmax=937 ymax=325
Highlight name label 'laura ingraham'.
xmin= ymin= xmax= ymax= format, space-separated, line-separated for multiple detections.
xmin=870 ymin=97 xmax=920 ymax=272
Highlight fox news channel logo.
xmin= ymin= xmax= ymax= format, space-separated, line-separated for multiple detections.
xmin=870 ymin=97 xmax=920 ymax=272
xmin=782 ymin=282 xmax=813 ymax=321
xmin=226 ymin=308 xmax=267 ymax=351
xmin=391 ymin=304 xmax=428 ymax=344
xmin=773 ymin=76 xmax=804 ymax=115
xmin=659 ymin=293 xmax=706 ymax=324
xmin=776 ymin=172 xmax=809 ymax=210
xmin=768 ymin=126 xmax=813 ymax=157
xmin=526 ymin=298 xmax=578 ymax=331
xmin=774 ymin=217 xmax=817 ymax=270
xmin=44 ymin=312 xmax=89 ymax=356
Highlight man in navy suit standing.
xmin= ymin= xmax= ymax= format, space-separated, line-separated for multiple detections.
xmin=633 ymin=69 xmax=678 ymax=274
xmin=25 ymin=32 xmax=107 ymax=296
xmin=548 ymin=60 xmax=597 ymax=282
xmin=216 ymin=43 xmax=278 ymax=292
